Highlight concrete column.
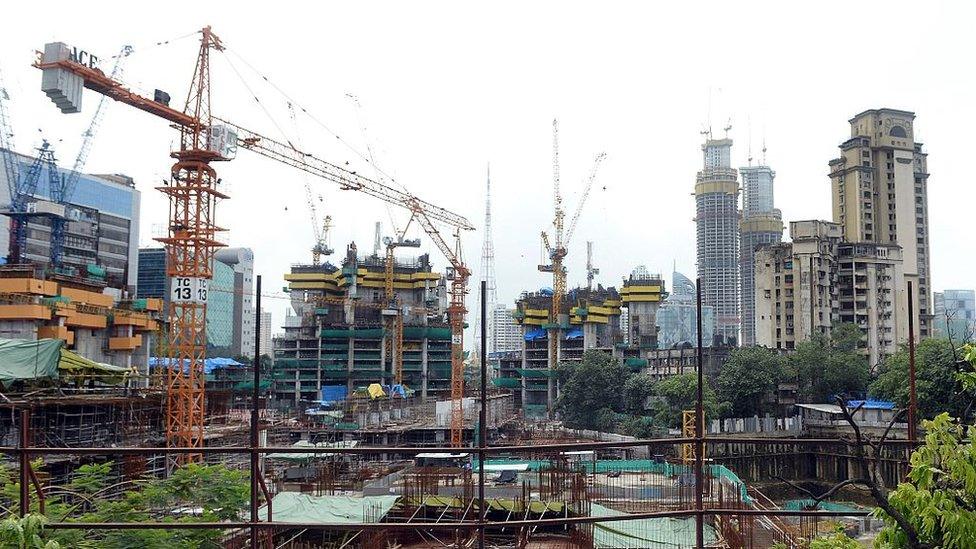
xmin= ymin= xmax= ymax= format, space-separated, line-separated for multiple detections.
xmin=421 ymin=337 xmax=429 ymax=402
xmin=347 ymin=338 xmax=355 ymax=394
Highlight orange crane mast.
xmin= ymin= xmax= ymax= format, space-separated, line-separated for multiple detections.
xmin=34 ymin=27 xmax=474 ymax=456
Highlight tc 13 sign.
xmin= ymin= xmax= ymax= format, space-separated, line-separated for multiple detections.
xmin=171 ymin=277 xmax=208 ymax=304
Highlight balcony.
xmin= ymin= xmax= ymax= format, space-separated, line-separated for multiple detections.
xmin=108 ymin=335 xmax=143 ymax=351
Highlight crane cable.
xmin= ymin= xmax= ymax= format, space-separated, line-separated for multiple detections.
xmin=220 ymin=47 xmax=414 ymax=197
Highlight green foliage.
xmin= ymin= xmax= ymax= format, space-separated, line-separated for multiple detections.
xmin=808 ymin=527 xmax=860 ymax=548
xmin=0 ymin=461 xmax=250 ymax=549
xmin=622 ymin=373 xmax=655 ymax=415
xmin=648 ymin=373 xmax=727 ymax=428
xmin=870 ymin=343 xmax=976 ymax=548
xmin=874 ymin=412 xmax=976 ymax=548
xmin=555 ymin=350 xmax=629 ymax=431
xmin=717 ymin=346 xmax=789 ymax=417
xmin=618 ymin=415 xmax=660 ymax=438
xmin=871 ymin=338 xmax=967 ymax=420
xmin=790 ymin=325 xmax=870 ymax=402
xmin=0 ymin=515 xmax=60 ymax=549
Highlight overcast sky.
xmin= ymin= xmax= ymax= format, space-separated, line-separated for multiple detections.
xmin=1 ymin=1 xmax=973 ymax=335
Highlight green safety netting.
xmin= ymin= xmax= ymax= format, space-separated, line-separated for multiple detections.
xmin=516 ymin=368 xmax=555 ymax=379
xmin=258 ymin=493 xmax=400 ymax=523
xmin=784 ymin=499 xmax=861 ymax=513
xmin=410 ymin=495 xmax=564 ymax=514
xmin=591 ymin=503 xmax=717 ymax=548
xmin=477 ymin=460 xmax=752 ymax=505
xmin=625 ymin=358 xmax=648 ymax=368
xmin=492 ymin=378 xmax=521 ymax=388
xmin=402 ymin=327 xmax=452 ymax=340
xmin=320 ymin=328 xmax=385 ymax=339
xmin=233 ymin=380 xmax=272 ymax=391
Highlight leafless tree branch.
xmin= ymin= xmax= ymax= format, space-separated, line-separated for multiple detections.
xmin=834 ymin=396 xmax=926 ymax=549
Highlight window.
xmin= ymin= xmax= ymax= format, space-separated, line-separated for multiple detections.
xmin=889 ymin=125 xmax=908 ymax=138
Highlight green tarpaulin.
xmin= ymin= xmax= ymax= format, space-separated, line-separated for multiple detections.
xmin=59 ymin=348 xmax=132 ymax=385
xmin=0 ymin=338 xmax=61 ymax=382
xmin=258 ymin=493 xmax=400 ymax=524
xmin=0 ymin=338 xmax=133 ymax=385
xmin=592 ymin=503 xmax=717 ymax=548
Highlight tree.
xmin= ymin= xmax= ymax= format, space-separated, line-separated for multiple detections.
xmin=555 ymin=350 xmax=630 ymax=431
xmin=871 ymin=338 xmax=968 ymax=420
xmin=0 ymin=462 xmax=251 ymax=549
xmin=717 ymin=347 xmax=789 ymax=417
xmin=778 ymin=343 xmax=976 ymax=549
xmin=648 ymin=373 xmax=726 ymax=429
xmin=622 ymin=373 xmax=655 ymax=415
xmin=874 ymin=412 xmax=976 ymax=548
xmin=789 ymin=325 xmax=869 ymax=403
xmin=0 ymin=515 xmax=60 ymax=549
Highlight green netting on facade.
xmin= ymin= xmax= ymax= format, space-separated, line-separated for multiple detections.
xmin=234 ymin=380 xmax=272 ymax=391
xmin=516 ymin=368 xmax=555 ymax=379
xmin=492 ymin=378 xmax=521 ymax=388
xmin=320 ymin=328 xmax=385 ymax=339
xmin=625 ymin=358 xmax=648 ymax=368
xmin=402 ymin=327 xmax=452 ymax=340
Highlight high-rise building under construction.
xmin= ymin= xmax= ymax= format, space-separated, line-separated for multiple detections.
xmin=739 ymin=163 xmax=783 ymax=346
xmin=695 ymin=136 xmax=741 ymax=344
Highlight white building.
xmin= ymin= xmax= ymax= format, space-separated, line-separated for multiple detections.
xmin=490 ymin=303 xmax=521 ymax=353
xmin=214 ymin=247 xmax=255 ymax=357
xmin=259 ymin=310 xmax=273 ymax=360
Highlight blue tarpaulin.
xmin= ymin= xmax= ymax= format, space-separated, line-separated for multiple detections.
xmin=383 ymin=384 xmax=411 ymax=398
xmin=320 ymin=385 xmax=348 ymax=405
xmin=148 ymin=356 xmax=245 ymax=375
xmin=565 ymin=327 xmax=583 ymax=340
xmin=847 ymin=399 xmax=895 ymax=410
xmin=524 ymin=328 xmax=547 ymax=341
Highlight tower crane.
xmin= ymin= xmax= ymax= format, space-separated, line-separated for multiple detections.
xmin=0 ymin=70 xmax=59 ymax=265
xmin=586 ymin=241 xmax=599 ymax=292
xmin=538 ymin=119 xmax=605 ymax=410
xmin=35 ymin=27 xmax=473 ymax=456
xmin=287 ymin=102 xmax=333 ymax=265
xmin=382 ymin=223 xmax=420 ymax=387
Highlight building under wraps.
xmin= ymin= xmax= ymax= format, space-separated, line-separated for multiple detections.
xmin=501 ymin=286 xmax=624 ymax=417
xmin=695 ymin=137 xmax=741 ymax=345
xmin=273 ymin=243 xmax=453 ymax=408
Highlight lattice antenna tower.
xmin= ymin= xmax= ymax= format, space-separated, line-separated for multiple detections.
xmin=477 ymin=164 xmax=498 ymax=353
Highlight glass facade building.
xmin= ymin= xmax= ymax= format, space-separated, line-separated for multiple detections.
xmin=0 ymin=150 xmax=141 ymax=289
xmin=136 ymin=248 xmax=166 ymax=299
xmin=656 ymin=271 xmax=715 ymax=348
xmin=207 ymin=260 xmax=235 ymax=351
xmin=137 ymin=247 xmax=236 ymax=353
xmin=934 ymin=290 xmax=975 ymax=342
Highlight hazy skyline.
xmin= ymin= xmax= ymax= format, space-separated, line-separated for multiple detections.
xmin=1 ymin=1 xmax=973 ymax=333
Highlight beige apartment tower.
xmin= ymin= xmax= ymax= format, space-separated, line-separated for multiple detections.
xmin=755 ymin=220 xmax=843 ymax=350
xmin=828 ymin=109 xmax=930 ymax=343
